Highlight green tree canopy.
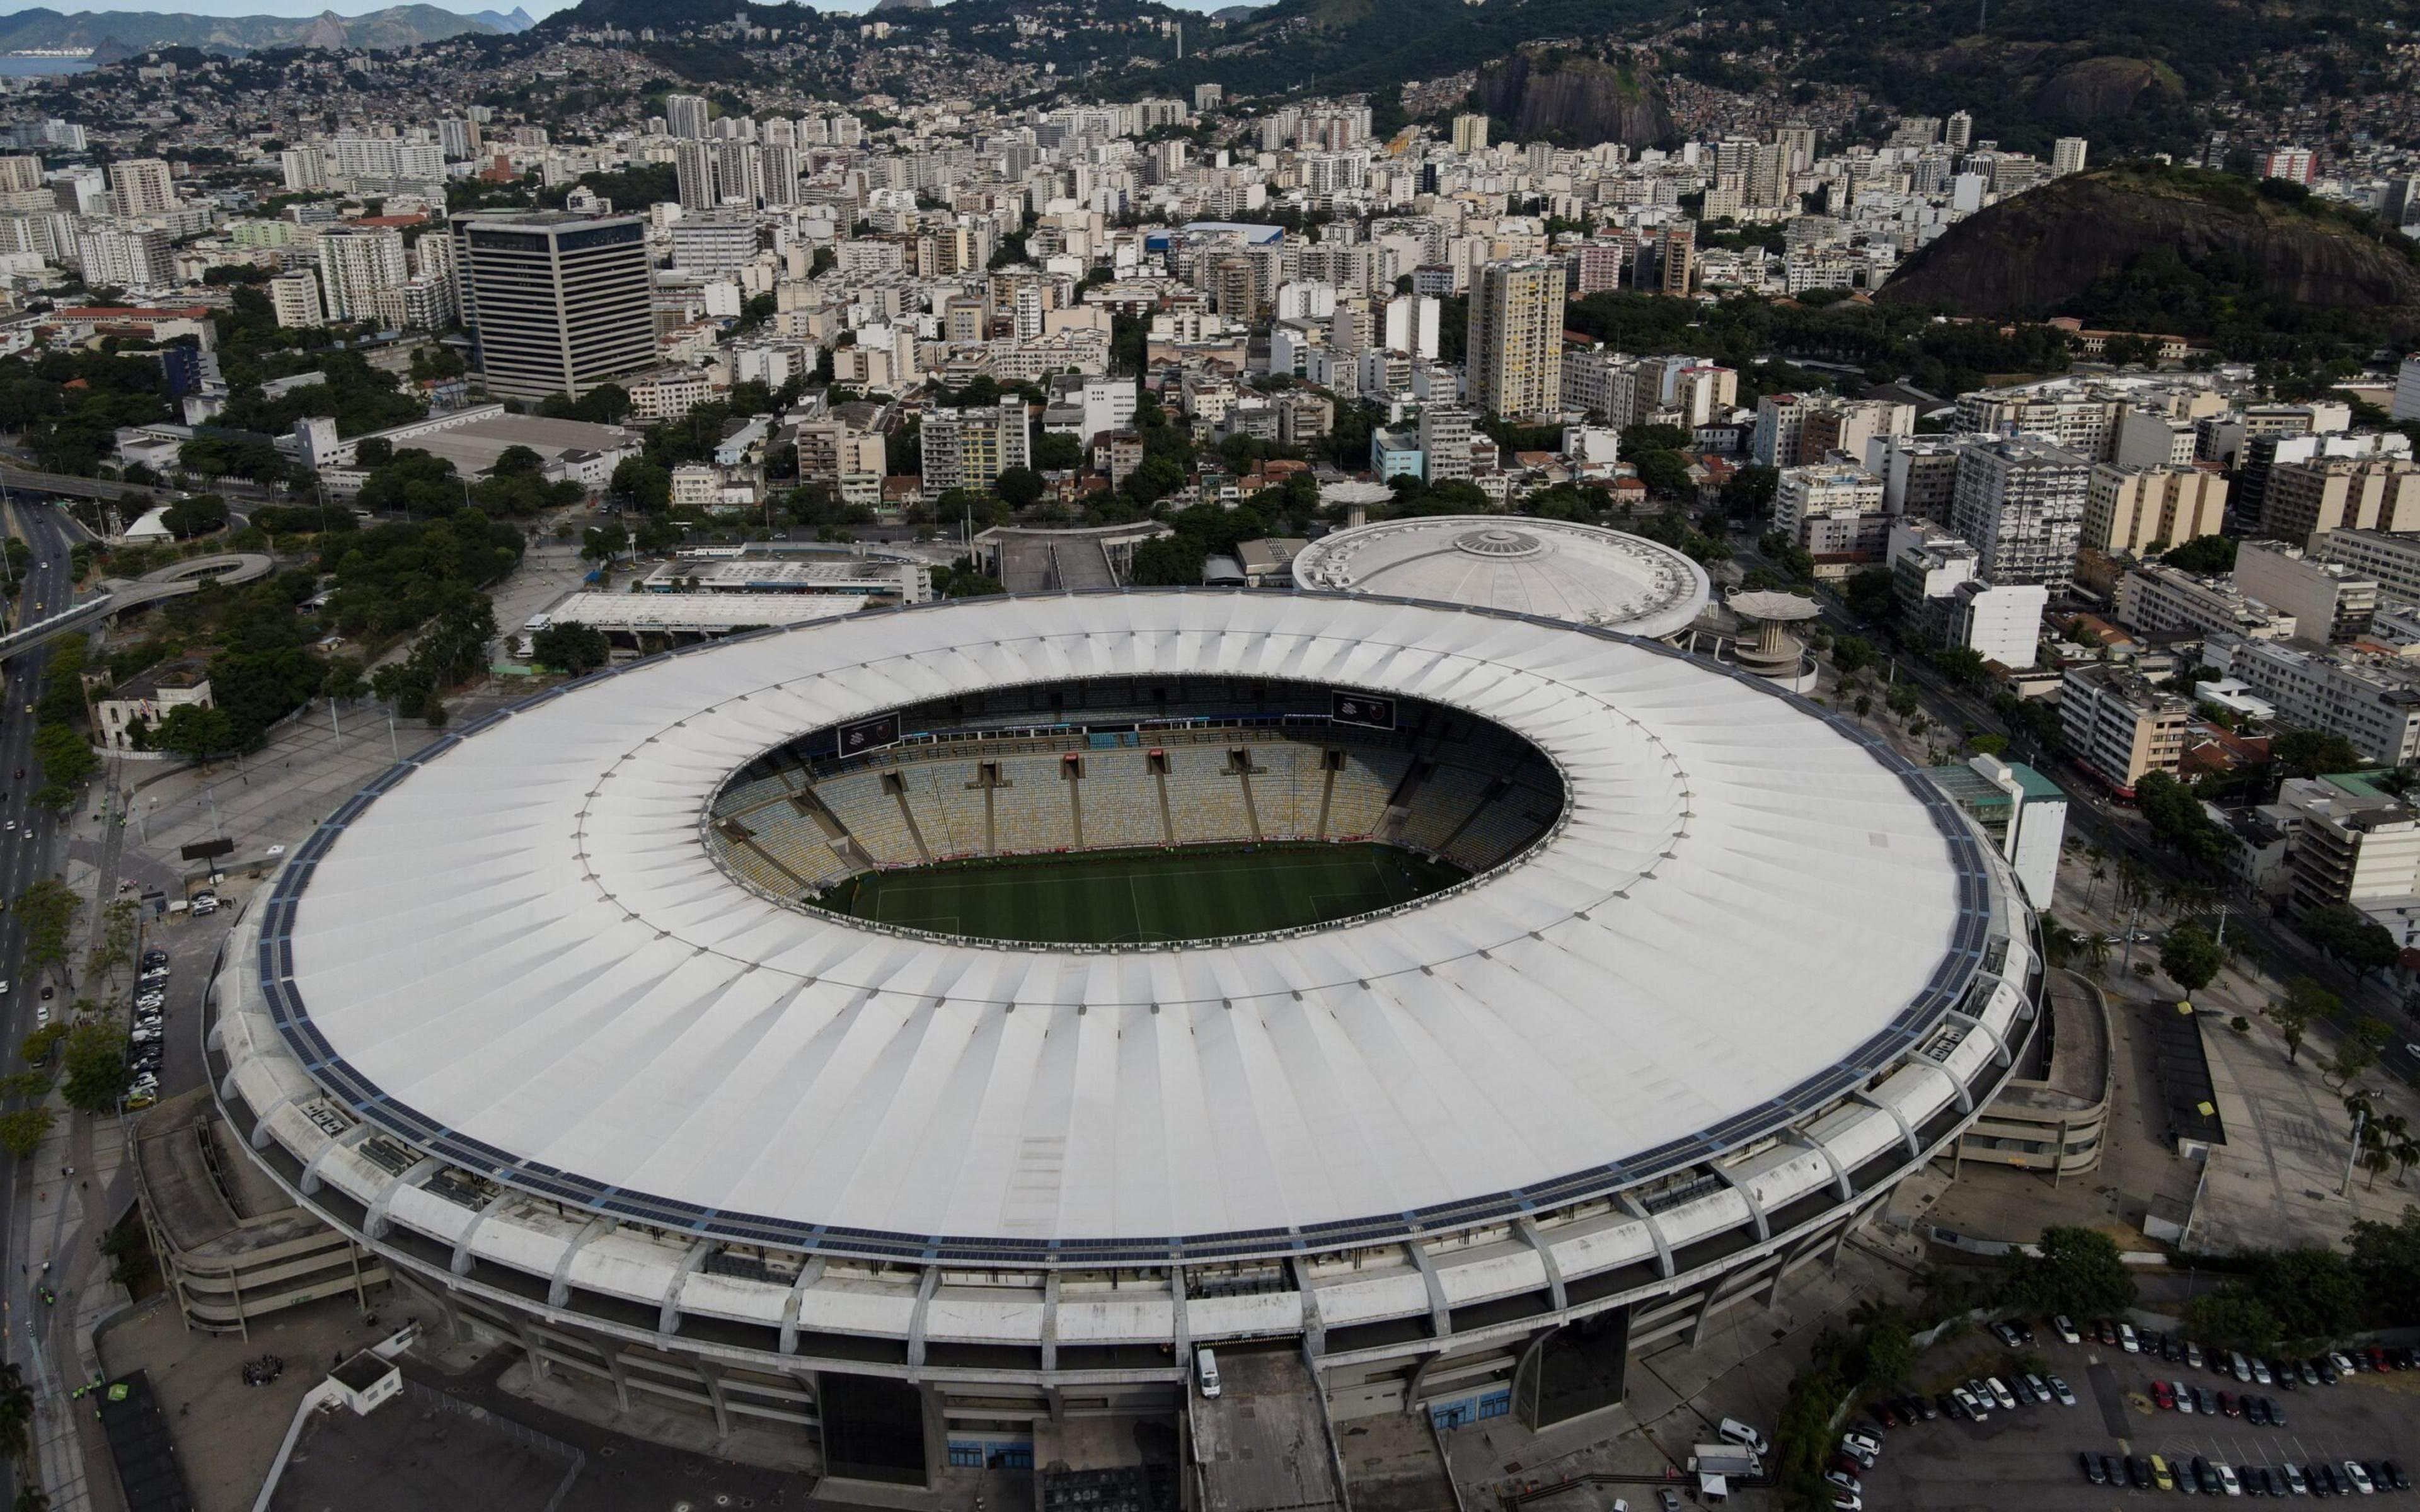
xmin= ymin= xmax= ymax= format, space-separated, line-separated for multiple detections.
xmin=1997 ymin=1225 xmax=2136 ymax=1318
xmin=2160 ymin=922 xmax=2226 ymax=998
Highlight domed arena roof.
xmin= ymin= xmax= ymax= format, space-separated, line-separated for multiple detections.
xmin=1289 ymin=515 xmax=1711 ymax=638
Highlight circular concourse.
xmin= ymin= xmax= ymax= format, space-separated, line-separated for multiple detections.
xmin=211 ymin=590 xmax=2037 ymax=1458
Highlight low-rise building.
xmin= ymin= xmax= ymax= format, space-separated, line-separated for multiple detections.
xmin=2208 ymin=636 xmax=2420 ymax=768
xmin=2113 ymin=564 xmax=2293 ymax=643
xmin=2060 ymin=663 xmax=2190 ymax=795
xmin=2263 ymin=772 xmax=2420 ymax=922
xmin=96 ymin=659 xmax=212 ymax=752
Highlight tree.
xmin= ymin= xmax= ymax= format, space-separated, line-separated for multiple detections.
xmin=2270 ymin=728 xmax=2366 ymax=782
xmin=2325 ymin=1016 xmax=2394 ymax=1089
xmin=158 ymin=493 xmax=229 ymax=537
xmin=2186 ymin=1294 xmax=2279 ymax=1353
xmin=2162 ymin=534 xmax=2237 ymax=575
xmin=151 ymin=702 xmax=241 ymax=761
xmin=992 ymin=465 xmax=1044 ymax=510
xmin=2302 ymin=903 xmax=2402 ymax=975
xmin=1633 ymin=449 xmax=1693 ymax=498
xmin=0 ymin=1363 xmax=31 ymax=1469
xmin=321 ymin=655 xmax=369 ymax=703
xmin=529 ymin=621 xmax=611 ymax=676
xmin=14 ymin=880 xmax=78 ymax=987
xmin=1843 ymin=566 xmax=1898 ymax=623
xmin=2273 ymin=978 xmax=2337 ymax=1065
xmin=1719 ymin=463 xmax=1778 ymax=522
xmin=1997 ymin=1225 xmax=2136 ymax=1317
xmin=0 ymin=1108 xmax=51 ymax=1159
xmin=58 ymin=1022 xmax=129 ymax=1115
xmin=2160 ymin=922 xmax=2226 ymax=999
xmin=2348 ymin=1205 xmax=2420 ymax=1324
xmin=1032 ymin=432 xmax=1083 ymax=471
xmin=492 ymin=444 xmax=546 ymax=477
xmin=2244 ymin=1247 xmax=2366 ymax=1341
xmin=609 ymin=455 xmax=671 ymax=512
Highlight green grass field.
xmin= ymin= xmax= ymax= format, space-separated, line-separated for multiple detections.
xmin=819 ymin=843 xmax=1468 ymax=946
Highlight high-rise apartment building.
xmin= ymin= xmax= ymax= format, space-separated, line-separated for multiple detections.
xmin=107 ymin=157 xmax=173 ymax=217
xmin=459 ymin=214 xmax=655 ymax=401
xmin=666 ymin=93 xmax=712 ymax=140
xmin=921 ymin=403 xmax=1032 ymax=495
xmin=2262 ymin=455 xmax=2420 ymax=544
xmin=72 ymin=225 xmax=171 ymax=289
xmin=1465 ymin=258 xmax=1564 ymax=419
xmin=2060 ymin=665 xmax=2188 ymax=794
xmin=1945 ymin=110 xmax=1974 ymax=149
xmin=2081 ymin=464 xmax=2228 ymax=556
xmin=2262 ymin=146 xmax=2317 ymax=184
xmin=316 ymin=226 xmax=409 ymax=323
xmin=1451 ymin=114 xmax=1489 ymax=155
xmin=0 ymin=156 xmax=40 ymax=193
xmin=1656 ymin=222 xmax=1695 ymax=295
xmin=268 ymin=268 xmax=324 ymax=329
xmin=438 ymin=118 xmax=480 ymax=160
xmin=1417 ymin=403 xmax=1472 ymax=483
xmin=1949 ymin=435 xmax=2091 ymax=592
xmin=2051 ymin=137 xmax=2089 ymax=176
xmin=279 ymin=147 xmax=326 ymax=193
xmin=673 ymin=139 xmax=717 ymax=211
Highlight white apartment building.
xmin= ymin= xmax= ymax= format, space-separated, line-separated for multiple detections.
xmin=1417 ymin=403 xmax=1472 ymax=483
xmin=316 ymin=226 xmax=408 ymax=323
xmin=1886 ymin=518 xmax=2046 ymax=669
xmin=1949 ymin=435 xmax=2090 ymax=592
xmin=2312 ymin=528 xmax=2420 ymax=607
xmin=921 ymin=403 xmax=1030 ymax=495
xmin=268 ymin=268 xmax=323 ymax=329
xmin=2395 ymin=354 xmax=2420 ymax=423
xmin=1773 ymin=460 xmax=1886 ymax=568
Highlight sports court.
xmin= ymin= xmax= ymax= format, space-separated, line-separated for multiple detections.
xmin=821 ymin=843 xmax=1467 ymax=945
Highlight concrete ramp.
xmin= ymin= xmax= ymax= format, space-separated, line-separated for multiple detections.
xmin=1187 ymin=1347 xmax=1347 ymax=1512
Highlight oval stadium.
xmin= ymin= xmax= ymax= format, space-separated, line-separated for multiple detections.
xmin=208 ymin=590 xmax=2039 ymax=1486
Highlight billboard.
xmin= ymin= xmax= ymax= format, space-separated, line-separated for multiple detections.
xmin=834 ymin=713 xmax=901 ymax=759
xmin=181 ymin=837 xmax=236 ymax=861
xmin=1330 ymin=691 xmax=1396 ymax=730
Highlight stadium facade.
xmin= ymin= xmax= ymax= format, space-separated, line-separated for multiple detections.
xmin=209 ymin=590 xmax=2037 ymax=1480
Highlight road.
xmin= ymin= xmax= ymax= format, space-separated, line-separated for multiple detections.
xmin=0 ymin=497 xmax=83 ymax=1507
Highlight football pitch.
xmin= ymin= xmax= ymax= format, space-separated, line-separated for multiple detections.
xmin=821 ymin=843 xmax=1468 ymax=946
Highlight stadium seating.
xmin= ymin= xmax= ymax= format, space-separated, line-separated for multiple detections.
xmin=702 ymin=718 xmax=1557 ymax=900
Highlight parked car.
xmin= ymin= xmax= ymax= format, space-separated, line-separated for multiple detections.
xmin=2172 ymin=1380 xmax=2194 ymax=1413
xmin=2047 ymin=1375 xmax=2076 ymax=1406
xmin=2119 ymin=1322 xmax=2140 ymax=1354
xmin=2283 ymin=1463 xmax=2310 ymax=1496
xmin=2185 ymin=1341 xmax=2205 ymax=1370
xmin=2080 ymin=1452 xmax=2108 ymax=1486
xmin=2382 ymin=1460 xmax=2409 ymax=1491
xmin=2053 ymin=1314 xmax=2080 ymax=1344
xmin=1991 ymin=1320 xmax=2026 ymax=1349
xmin=2150 ymin=1380 xmax=2176 ymax=1411
xmin=2096 ymin=1319 xmax=2119 ymax=1347
xmin=1985 ymin=1377 xmax=2018 ymax=1411
xmin=1947 ymin=1388 xmax=1980 ymax=1421
xmin=2346 ymin=1462 xmax=2376 ymax=1496
xmin=2328 ymin=1351 xmax=2358 ymax=1377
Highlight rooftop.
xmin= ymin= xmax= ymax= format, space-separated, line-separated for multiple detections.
xmin=1289 ymin=515 xmax=1711 ymax=638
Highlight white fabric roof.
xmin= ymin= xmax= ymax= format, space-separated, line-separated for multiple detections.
xmin=282 ymin=592 xmax=1971 ymax=1246
xmin=1290 ymin=516 xmax=1712 ymax=638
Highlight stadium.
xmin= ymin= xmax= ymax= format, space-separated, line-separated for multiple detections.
xmin=208 ymin=589 xmax=2037 ymax=1487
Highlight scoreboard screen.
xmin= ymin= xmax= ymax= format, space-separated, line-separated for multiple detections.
xmin=1329 ymin=691 xmax=1397 ymax=730
xmin=834 ymin=713 xmax=901 ymax=757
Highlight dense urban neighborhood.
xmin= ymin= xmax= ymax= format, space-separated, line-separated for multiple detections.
xmin=0 ymin=0 xmax=2414 ymax=1509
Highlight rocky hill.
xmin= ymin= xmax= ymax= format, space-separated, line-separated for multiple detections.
xmin=1876 ymin=165 xmax=2420 ymax=338
xmin=1475 ymin=45 xmax=1671 ymax=148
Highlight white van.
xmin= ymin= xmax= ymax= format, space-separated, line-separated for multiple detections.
xmin=1718 ymin=1418 xmax=1770 ymax=1456
xmin=1195 ymin=1347 xmax=1221 ymax=1399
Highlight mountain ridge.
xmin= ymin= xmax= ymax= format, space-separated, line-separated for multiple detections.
xmin=0 ymin=4 xmax=500 ymax=55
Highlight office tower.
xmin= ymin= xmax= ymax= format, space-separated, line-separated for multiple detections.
xmin=920 ymin=403 xmax=1031 ymax=494
xmin=107 ymin=156 xmax=174 ymax=217
xmin=2052 ymin=137 xmax=2089 ymax=176
xmin=1451 ymin=114 xmax=1489 ymax=155
xmin=666 ymin=93 xmax=711 ymax=140
xmin=269 ymin=269 xmax=324 ymax=329
xmin=315 ymin=226 xmax=408 ymax=322
xmin=1949 ymin=435 xmax=2091 ymax=592
xmin=459 ymin=213 xmax=655 ymax=401
xmin=1465 ymin=258 xmax=1565 ymax=419
xmin=674 ymin=139 xmax=717 ymax=211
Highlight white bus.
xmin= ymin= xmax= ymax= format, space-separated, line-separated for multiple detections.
xmin=516 ymin=612 xmax=551 ymax=660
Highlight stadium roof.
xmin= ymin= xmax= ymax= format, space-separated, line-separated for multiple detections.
xmin=1289 ymin=516 xmax=1711 ymax=639
xmin=265 ymin=591 xmax=1987 ymax=1252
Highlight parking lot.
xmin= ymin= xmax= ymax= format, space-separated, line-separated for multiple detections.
xmin=1853 ymin=1324 xmax=2419 ymax=1509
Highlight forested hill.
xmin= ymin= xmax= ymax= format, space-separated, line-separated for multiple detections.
xmin=1877 ymin=164 xmax=2420 ymax=353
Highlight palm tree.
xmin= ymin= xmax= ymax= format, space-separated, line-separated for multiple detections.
xmin=2083 ymin=932 xmax=2113 ymax=976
